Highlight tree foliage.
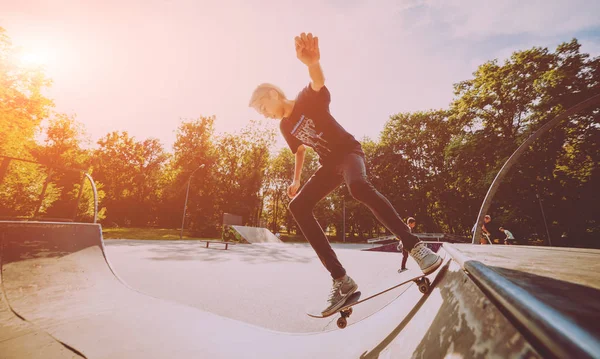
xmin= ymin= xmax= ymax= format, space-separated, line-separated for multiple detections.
xmin=0 ymin=27 xmax=53 ymax=158
xmin=1 ymin=25 xmax=598 ymax=247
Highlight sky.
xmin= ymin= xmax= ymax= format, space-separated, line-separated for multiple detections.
xmin=2 ymin=0 xmax=600 ymax=152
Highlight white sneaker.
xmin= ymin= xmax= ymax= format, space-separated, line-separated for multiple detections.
xmin=410 ymin=242 xmax=442 ymax=275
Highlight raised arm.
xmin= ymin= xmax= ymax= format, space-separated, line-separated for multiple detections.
xmin=295 ymin=32 xmax=325 ymax=91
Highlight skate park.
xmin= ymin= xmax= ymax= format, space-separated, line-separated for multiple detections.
xmin=1 ymin=95 xmax=600 ymax=358
xmin=2 ymin=213 xmax=600 ymax=358
xmin=2 ymin=6 xmax=600 ymax=357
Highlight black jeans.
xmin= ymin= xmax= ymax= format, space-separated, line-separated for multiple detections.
xmin=288 ymin=153 xmax=420 ymax=279
xmin=401 ymin=249 xmax=409 ymax=269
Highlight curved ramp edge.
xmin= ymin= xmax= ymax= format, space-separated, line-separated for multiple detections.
xmin=0 ymin=221 xmax=550 ymax=358
xmin=0 ymin=225 xmax=85 ymax=359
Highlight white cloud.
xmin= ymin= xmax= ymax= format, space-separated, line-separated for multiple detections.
xmin=412 ymin=0 xmax=600 ymax=39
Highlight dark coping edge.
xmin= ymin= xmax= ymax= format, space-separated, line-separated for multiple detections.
xmin=444 ymin=243 xmax=600 ymax=359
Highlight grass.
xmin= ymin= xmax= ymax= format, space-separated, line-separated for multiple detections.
xmin=102 ymin=227 xmax=220 ymax=241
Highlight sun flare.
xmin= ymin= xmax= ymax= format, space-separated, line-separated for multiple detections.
xmin=19 ymin=48 xmax=51 ymax=67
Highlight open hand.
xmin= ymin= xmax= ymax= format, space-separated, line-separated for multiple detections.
xmin=295 ymin=32 xmax=320 ymax=66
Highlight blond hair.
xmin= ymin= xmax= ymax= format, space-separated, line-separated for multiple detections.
xmin=248 ymin=83 xmax=287 ymax=107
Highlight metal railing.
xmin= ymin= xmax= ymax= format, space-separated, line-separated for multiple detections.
xmin=472 ymin=94 xmax=600 ymax=243
xmin=445 ymin=244 xmax=600 ymax=359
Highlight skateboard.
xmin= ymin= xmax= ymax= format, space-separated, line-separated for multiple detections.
xmin=306 ymin=272 xmax=436 ymax=329
xmin=307 ymin=250 xmax=446 ymax=329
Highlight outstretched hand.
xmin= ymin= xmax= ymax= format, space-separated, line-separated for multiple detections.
xmin=295 ymin=32 xmax=320 ymax=66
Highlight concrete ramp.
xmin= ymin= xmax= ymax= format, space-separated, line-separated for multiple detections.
xmin=4 ymin=221 xmax=596 ymax=358
xmin=0 ymin=230 xmax=83 ymax=359
xmin=231 ymin=225 xmax=282 ymax=244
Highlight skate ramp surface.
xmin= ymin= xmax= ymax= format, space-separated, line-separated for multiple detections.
xmin=0 ymin=239 xmax=84 ymax=359
xmin=231 ymin=225 xmax=283 ymax=243
xmin=3 ymin=221 xmax=595 ymax=358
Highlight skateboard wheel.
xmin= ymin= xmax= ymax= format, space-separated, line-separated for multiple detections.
xmin=418 ymin=278 xmax=430 ymax=294
xmin=337 ymin=317 xmax=347 ymax=329
xmin=345 ymin=307 xmax=353 ymax=316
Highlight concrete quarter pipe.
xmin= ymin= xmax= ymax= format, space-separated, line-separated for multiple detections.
xmin=0 ymin=221 xmax=567 ymax=358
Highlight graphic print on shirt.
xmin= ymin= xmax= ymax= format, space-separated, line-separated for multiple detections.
xmin=291 ymin=115 xmax=332 ymax=157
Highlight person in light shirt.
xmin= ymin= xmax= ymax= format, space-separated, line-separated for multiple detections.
xmin=499 ymin=227 xmax=515 ymax=245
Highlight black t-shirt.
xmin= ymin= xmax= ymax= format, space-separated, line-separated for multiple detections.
xmin=280 ymin=83 xmax=363 ymax=166
xmin=483 ymin=220 xmax=499 ymax=239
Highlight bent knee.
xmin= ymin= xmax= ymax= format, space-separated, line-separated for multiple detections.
xmin=288 ymin=197 xmax=308 ymax=215
xmin=348 ymin=180 xmax=375 ymax=201
xmin=288 ymin=198 xmax=299 ymax=214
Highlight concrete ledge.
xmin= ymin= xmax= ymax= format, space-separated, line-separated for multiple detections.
xmin=445 ymin=243 xmax=600 ymax=359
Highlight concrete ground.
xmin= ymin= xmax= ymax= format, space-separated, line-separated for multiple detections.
xmin=2 ymin=222 xmax=557 ymax=358
xmin=104 ymin=240 xmax=420 ymax=332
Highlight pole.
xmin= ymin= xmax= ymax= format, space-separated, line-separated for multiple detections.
xmin=342 ymin=197 xmax=346 ymax=243
xmin=180 ymin=164 xmax=205 ymax=239
xmin=33 ymin=168 xmax=54 ymax=218
xmin=537 ymin=193 xmax=552 ymax=246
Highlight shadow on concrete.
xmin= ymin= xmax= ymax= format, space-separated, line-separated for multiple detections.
xmin=360 ymin=260 xmax=541 ymax=359
xmin=359 ymin=261 xmax=451 ymax=359
xmin=105 ymin=240 xmax=315 ymax=265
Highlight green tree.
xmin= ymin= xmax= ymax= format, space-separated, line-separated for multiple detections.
xmin=263 ymin=148 xmax=294 ymax=232
xmin=92 ymin=131 xmax=167 ymax=226
xmin=376 ymin=110 xmax=455 ymax=234
xmin=446 ymin=39 xmax=599 ymax=245
xmin=207 ymin=119 xmax=275 ymax=235
xmin=162 ymin=116 xmax=218 ymax=234
xmin=28 ymin=114 xmax=92 ymax=219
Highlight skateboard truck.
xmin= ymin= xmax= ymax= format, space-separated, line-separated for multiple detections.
xmin=333 ymin=277 xmax=431 ymax=328
xmin=337 ymin=307 xmax=353 ymax=329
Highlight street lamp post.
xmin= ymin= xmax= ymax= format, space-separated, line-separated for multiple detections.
xmin=180 ymin=164 xmax=205 ymax=239
xmin=536 ymin=193 xmax=552 ymax=246
xmin=342 ymin=197 xmax=346 ymax=243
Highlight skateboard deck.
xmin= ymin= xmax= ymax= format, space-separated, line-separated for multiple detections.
xmin=307 ymin=251 xmax=446 ymax=329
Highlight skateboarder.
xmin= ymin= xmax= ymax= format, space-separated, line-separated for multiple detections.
xmin=248 ymin=32 xmax=442 ymax=316
xmin=398 ymin=217 xmax=416 ymax=271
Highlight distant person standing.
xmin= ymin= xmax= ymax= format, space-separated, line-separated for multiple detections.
xmin=499 ymin=227 xmax=515 ymax=245
xmin=480 ymin=215 xmax=495 ymax=244
xmin=398 ymin=217 xmax=416 ymax=272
